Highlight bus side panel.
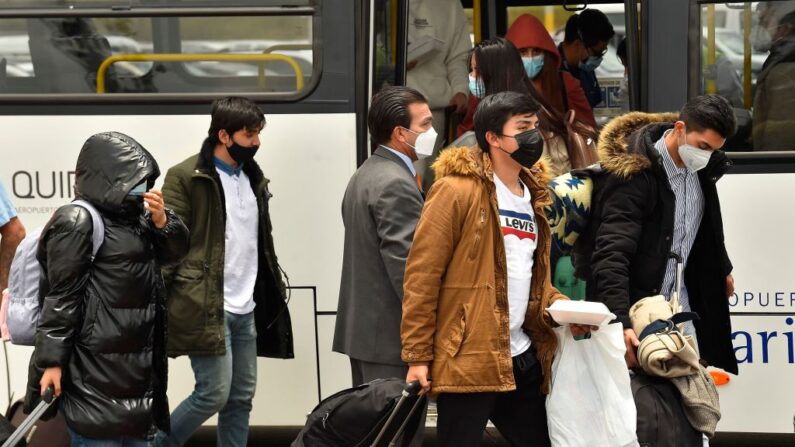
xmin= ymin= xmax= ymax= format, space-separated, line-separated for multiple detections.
xmin=0 ymin=113 xmax=356 ymax=425
xmin=717 ymin=173 xmax=795 ymax=434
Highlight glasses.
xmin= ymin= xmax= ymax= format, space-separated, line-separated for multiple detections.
xmin=587 ymin=46 xmax=608 ymax=58
xmin=578 ymin=29 xmax=608 ymax=58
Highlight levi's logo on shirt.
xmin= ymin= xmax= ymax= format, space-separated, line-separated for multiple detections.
xmin=499 ymin=209 xmax=536 ymax=241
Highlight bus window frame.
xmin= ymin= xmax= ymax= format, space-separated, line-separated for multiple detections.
xmin=0 ymin=5 xmax=322 ymax=104
xmin=688 ymin=0 xmax=795 ymax=164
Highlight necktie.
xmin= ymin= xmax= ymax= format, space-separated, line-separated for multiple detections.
xmin=414 ymin=174 xmax=424 ymax=193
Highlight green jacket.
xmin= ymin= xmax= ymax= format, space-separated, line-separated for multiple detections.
xmin=162 ymin=152 xmax=294 ymax=359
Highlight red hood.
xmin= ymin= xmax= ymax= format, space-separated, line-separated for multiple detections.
xmin=505 ymin=14 xmax=561 ymax=68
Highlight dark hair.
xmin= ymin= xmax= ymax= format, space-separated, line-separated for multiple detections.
xmin=779 ymin=10 xmax=795 ymax=27
xmin=200 ymin=96 xmax=265 ymax=157
xmin=474 ymin=91 xmax=540 ymax=152
xmin=564 ymin=9 xmax=615 ymax=46
xmin=473 ymin=38 xmax=531 ymax=97
xmin=616 ymin=38 xmax=627 ymax=65
xmin=535 ymin=50 xmax=568 ymax=117
xmin=679 ymin=95 xmax=737 ymax=139
xmin=471 ymin=37 xmax=567 ymax=136
xmin=367 ymin=86 xmax=427 ymax=151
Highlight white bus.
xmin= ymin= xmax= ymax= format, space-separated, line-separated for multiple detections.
xmin=0 ymin=0 xmax=793 ymax=444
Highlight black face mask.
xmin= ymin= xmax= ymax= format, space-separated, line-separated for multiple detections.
xmin=506 ymin=128 xmax=544 ymax=168
xmin=227 ymin=141 xmax=259 ymax=166
xmin=121 ymin=194 xmax=144 ymax=217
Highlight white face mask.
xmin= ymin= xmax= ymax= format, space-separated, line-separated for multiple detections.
xmin=403 ymin=127 xmax=437 ymax=158
xmin=677 ymin=127 xmax=712 ymax=172
xmin=750 ymin=24 xmax=774 ymax=52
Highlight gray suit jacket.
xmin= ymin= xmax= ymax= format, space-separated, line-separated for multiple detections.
xmin=333 ymin=146 xmax=424 ymax=365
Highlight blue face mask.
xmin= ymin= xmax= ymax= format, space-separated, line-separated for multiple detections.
xmin=580 ymin=55 xmax=603 ymax=72
xmin=522 ymin=55 xmax=545 ymax=79
xmin=468 ymin=75 xmax=485 ymax=98
xmin=128 ymin=181 xmax=147 ymax=196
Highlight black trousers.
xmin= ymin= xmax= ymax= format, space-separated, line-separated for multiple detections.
xmin=436 ymin=346 xmax=551 ymax=447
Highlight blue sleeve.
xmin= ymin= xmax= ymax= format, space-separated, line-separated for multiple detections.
xmin=0 ymin=181 xmax=17 ymax=228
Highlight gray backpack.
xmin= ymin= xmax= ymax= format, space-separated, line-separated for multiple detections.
xmin=6 ymin=200 xmax=105 ymax=346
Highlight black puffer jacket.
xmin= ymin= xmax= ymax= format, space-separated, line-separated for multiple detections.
xmin=25 ymin=132 xmax=190 ymax=439
xmin=572 ymin=112 xmax=738 ymax=375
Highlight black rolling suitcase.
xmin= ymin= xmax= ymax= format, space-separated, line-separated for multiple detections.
xmin=631 ymin=373 xmax=703 ymax=447
xmin=1 ymin=387 xmax=68 ymax=447
xmin=292 ymin=378 xmax=426 ymax=447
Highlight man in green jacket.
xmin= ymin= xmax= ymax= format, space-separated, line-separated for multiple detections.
xmin=153 ymin=97 xmax=293 ymax=447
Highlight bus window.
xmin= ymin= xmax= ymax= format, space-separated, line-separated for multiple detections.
xmin=505 ymin=3 xmax=629 ymax=126
xmin=405 ymin=0 xmax=472 ymax=144
xmin=699 ymin=1 xmax=795 ymax=152
xmin=371 ymin=0 xmax=476 ymax=99
xmin=0 ymin=5 xmax=316 ymax=98
xmin=372 ymin=0 xmax=400 ymax=94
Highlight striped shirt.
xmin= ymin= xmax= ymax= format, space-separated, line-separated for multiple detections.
xmin=654 ymin=130 xmax=704 ymax=338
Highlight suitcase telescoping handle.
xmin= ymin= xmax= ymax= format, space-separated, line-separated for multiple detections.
xmin=370 ymin=381 xmax=426 ymax=447
xmin=402 ymin=380 xmax=422 ymax=397
xmin=41 ymin=386 xmax=55 ymax=405
xmin=2 ymin=386 xmax=56 ymax=447
xmin=668 ymin=252 xmax=684 ymax=306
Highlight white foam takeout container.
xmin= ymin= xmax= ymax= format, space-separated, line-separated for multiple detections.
xmin=546 ymin=300 xmax=616 ymax=327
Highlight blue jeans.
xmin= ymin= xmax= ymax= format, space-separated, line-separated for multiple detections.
xmin=68 ymin=427 xmax=148 ymax=447
xmin=152 ymin=311 xmax=257 ymax=447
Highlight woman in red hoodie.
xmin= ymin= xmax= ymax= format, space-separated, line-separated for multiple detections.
xmin=506 ymin=13 xmax=596 ymax=128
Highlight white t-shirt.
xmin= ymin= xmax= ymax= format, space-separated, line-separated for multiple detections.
xmin=494 ymin=174 xmax=537 ymax=357
xmin=217 ymin=166 xmax=259 ymax=315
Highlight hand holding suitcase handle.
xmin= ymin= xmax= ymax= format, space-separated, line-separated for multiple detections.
xmin=1 ymin=386 xmax=58 ymax=447
xmin=40 ymin=366 xmax=62 ymax=398
xmin=405 ymin=365 xmax=431 ymax=395
xmin=403 ymin=381 xmax=422 ymax=397
xmin=41 ymin=385 xmax=55 ymax=404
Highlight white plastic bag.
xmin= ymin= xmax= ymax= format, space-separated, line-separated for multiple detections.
xmin=547 ymin=322 xmax=639 ymax=447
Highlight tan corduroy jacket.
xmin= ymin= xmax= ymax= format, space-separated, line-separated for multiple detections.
xmin=401 ymin=146 xmax=567 ymax=395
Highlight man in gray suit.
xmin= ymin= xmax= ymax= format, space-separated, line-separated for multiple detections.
xmin=333 ymin=86 xmax=434 ymax=386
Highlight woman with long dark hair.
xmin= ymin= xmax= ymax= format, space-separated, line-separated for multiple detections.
xmin=458 ymin=37 xmax=594 ymax=177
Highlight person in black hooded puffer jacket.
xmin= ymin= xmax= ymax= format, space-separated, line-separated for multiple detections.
xmin=25 ymin=131 xmax=190 ymax=445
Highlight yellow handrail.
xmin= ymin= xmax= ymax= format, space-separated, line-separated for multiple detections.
xmin=259 ymin=44 xmax=312 ymax=89
xmin=473 ymin=0 xmax=482 ymax=44
xmin=96 ymin=53 xmax=305 ymax=94
xmin=705 ymin=4 xmax=716 ymax=95
xmin=743 ymin=3 xmax=752 ymax=109
xmin=544 ymin=5 xmax=555 ymax=33
xmin=390 ymin=0 xmax=398 ymax=65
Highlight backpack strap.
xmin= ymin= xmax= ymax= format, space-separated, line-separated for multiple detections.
xmin=71 ymin=199 xmax=105 ymax=261
xmin=671 ymin=311 xmax=700 ymax=326
xmin=638 ymin=312 xmax=700 ymax=341
xmin=638 ymin=319 xmax=674 ymax=342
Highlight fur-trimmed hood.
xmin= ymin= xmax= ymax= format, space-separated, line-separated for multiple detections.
xmin=597 ymin=112 xmax=679 ymax=179
xmin=431 ymin=145 xmax=551 ymax=187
